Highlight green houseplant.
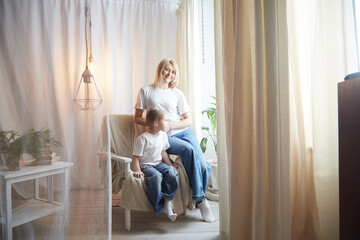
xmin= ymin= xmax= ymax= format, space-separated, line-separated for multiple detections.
xmin=200 ymin=96 xmax=217 ymax=154
xmin=0 ymin=129 xmax=61 ymax=170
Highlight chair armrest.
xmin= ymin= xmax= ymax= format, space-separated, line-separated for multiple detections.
xmin=111 ymin=154 xmax=132 ymax=175
xmin=97 ymin=151 xmax=132 ymax=163
xmin=111 ymin=154 xmax=132 ymax=163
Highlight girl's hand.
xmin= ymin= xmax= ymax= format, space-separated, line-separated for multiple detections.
xmin=133 ymin=171 xmax=144 ymax=178
xmin=172 ymin=162 xmax=178 ymax=169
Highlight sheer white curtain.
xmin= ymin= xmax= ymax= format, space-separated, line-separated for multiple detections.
xmin=0 ymin=0 xmax=177 ymax=239
xmin=95 ymin=0 xmax=177 ymax=114
xmin=176 ymin=0 xmax=202 ymax=139
xmin=1 ymin=1 xmax=86 ymax=238
xmin=213 ymin=0 xmax=230 ymax=237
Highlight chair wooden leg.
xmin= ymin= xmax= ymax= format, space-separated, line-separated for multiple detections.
xmin=125 ymin=208 xmax=131 ymax=231
xmin=124 ymin=162 xmax=131 ymax=231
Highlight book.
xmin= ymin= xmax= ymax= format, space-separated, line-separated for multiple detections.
xmin=39 ymin=149 xmax=52 ymax=155
xmin=34 ymin=148 xmax=54 ymax=160
xmin=31 ymin=155 xmax=60 ymax=166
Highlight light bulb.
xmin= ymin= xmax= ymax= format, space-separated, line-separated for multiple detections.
xmin=88 ymin=55 xmax=95 ymax=74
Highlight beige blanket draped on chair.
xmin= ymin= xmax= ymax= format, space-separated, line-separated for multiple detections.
xmin=97 ymin=114 xmax=195 ymax=214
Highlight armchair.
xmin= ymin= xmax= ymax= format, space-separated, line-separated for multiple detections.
xmin=97 ymin=114 xmax=195 ymax=231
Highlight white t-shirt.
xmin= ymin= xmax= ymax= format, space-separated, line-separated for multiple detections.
xmin=132 ymin=131 xmax=170 ymax=166
xmin=135 ymin=84 xmax=191 ymax=136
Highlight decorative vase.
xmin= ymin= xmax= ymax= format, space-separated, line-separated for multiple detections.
xmin=2 ymin=153 xmax=23 ymax=171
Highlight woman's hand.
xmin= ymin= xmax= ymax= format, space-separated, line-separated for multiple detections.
xmin=133 ymin=171 xmax=144 ymax=178
xmin=134 ymin=109 xmax=148 ymax=126
xmin=166 ymin=112 xmax=192 ymax=131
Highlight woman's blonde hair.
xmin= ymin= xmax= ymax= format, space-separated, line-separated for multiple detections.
xmin=154 ymin=58 xmax=179 ymax=89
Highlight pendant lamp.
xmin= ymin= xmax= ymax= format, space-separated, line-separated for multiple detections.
xmin=74 ymin=5 xmax=102 ymax=110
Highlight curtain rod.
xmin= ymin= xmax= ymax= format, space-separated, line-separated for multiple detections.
xmin=104 ymin=0 xmax=180 ymax=4
xmin=136 ymin=0 xmax=179 ymax=3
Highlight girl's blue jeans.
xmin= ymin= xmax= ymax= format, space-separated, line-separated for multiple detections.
xmin=167 ymin=128 xmax=211 ymax=200
xmin=141 ymin=162 xmax=178 ymax=214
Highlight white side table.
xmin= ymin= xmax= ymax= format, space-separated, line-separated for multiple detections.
xmin=0 ymin=161 xmax=73 ymax=240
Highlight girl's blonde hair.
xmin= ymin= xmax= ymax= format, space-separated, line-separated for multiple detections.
xmin=154 ymin=58 xmax=179 ymax=89
xmin=146 ymin=109 xmax=165 ymax=125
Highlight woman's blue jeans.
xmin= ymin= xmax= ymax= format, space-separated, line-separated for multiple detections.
xmin=167 ymin=128 xmax=211 ymax=200
xmin=141 ymin=162 xmax=178 ymax=214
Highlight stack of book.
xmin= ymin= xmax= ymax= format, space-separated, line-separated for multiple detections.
xmin=31 ymin=145 xmax=60 ymax=166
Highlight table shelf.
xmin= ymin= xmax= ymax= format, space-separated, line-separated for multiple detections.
xmin=11 ymin=199 xmax=64 ymax=228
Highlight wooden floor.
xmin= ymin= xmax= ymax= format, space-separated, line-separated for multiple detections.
xmin=11 ymin=189 xmax=220 ymax=240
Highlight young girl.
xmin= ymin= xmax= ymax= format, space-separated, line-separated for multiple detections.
xmin=132 ymin=109 xmax=178 ymax=221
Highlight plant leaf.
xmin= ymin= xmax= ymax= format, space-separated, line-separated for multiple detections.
xmin=200 ymin=137 xmax=208 ymax=153
xmin=210 ymin=96 xmax=216 ymax=106
xmin=200 ymin=96 xmax=217 ymax=154
xmin=201 ymin=107 xmax=216 ymax=115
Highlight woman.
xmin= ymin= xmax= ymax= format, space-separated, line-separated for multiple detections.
xmin=134 ymin=58 xmax=216 ymax=223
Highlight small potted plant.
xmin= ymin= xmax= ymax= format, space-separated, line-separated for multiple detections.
xmin=200 ymin=96 xmax=217 ymax=154
xmin=0 ymin=129 xmax=61 ymax=170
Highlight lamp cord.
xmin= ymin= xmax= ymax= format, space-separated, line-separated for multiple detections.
xmin=88 ymin=0 xmax=93 ymax=60
xmin=89 ymin=10 xmax=93 ymax=60
xmin=85 ymin=6 xmax=89 ymax=68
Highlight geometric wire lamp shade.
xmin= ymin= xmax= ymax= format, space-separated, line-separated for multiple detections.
xmin=74 ymin=67 xmax=103 ymax=110
xmin=74 ymin=5 xmax=102 ymax=111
